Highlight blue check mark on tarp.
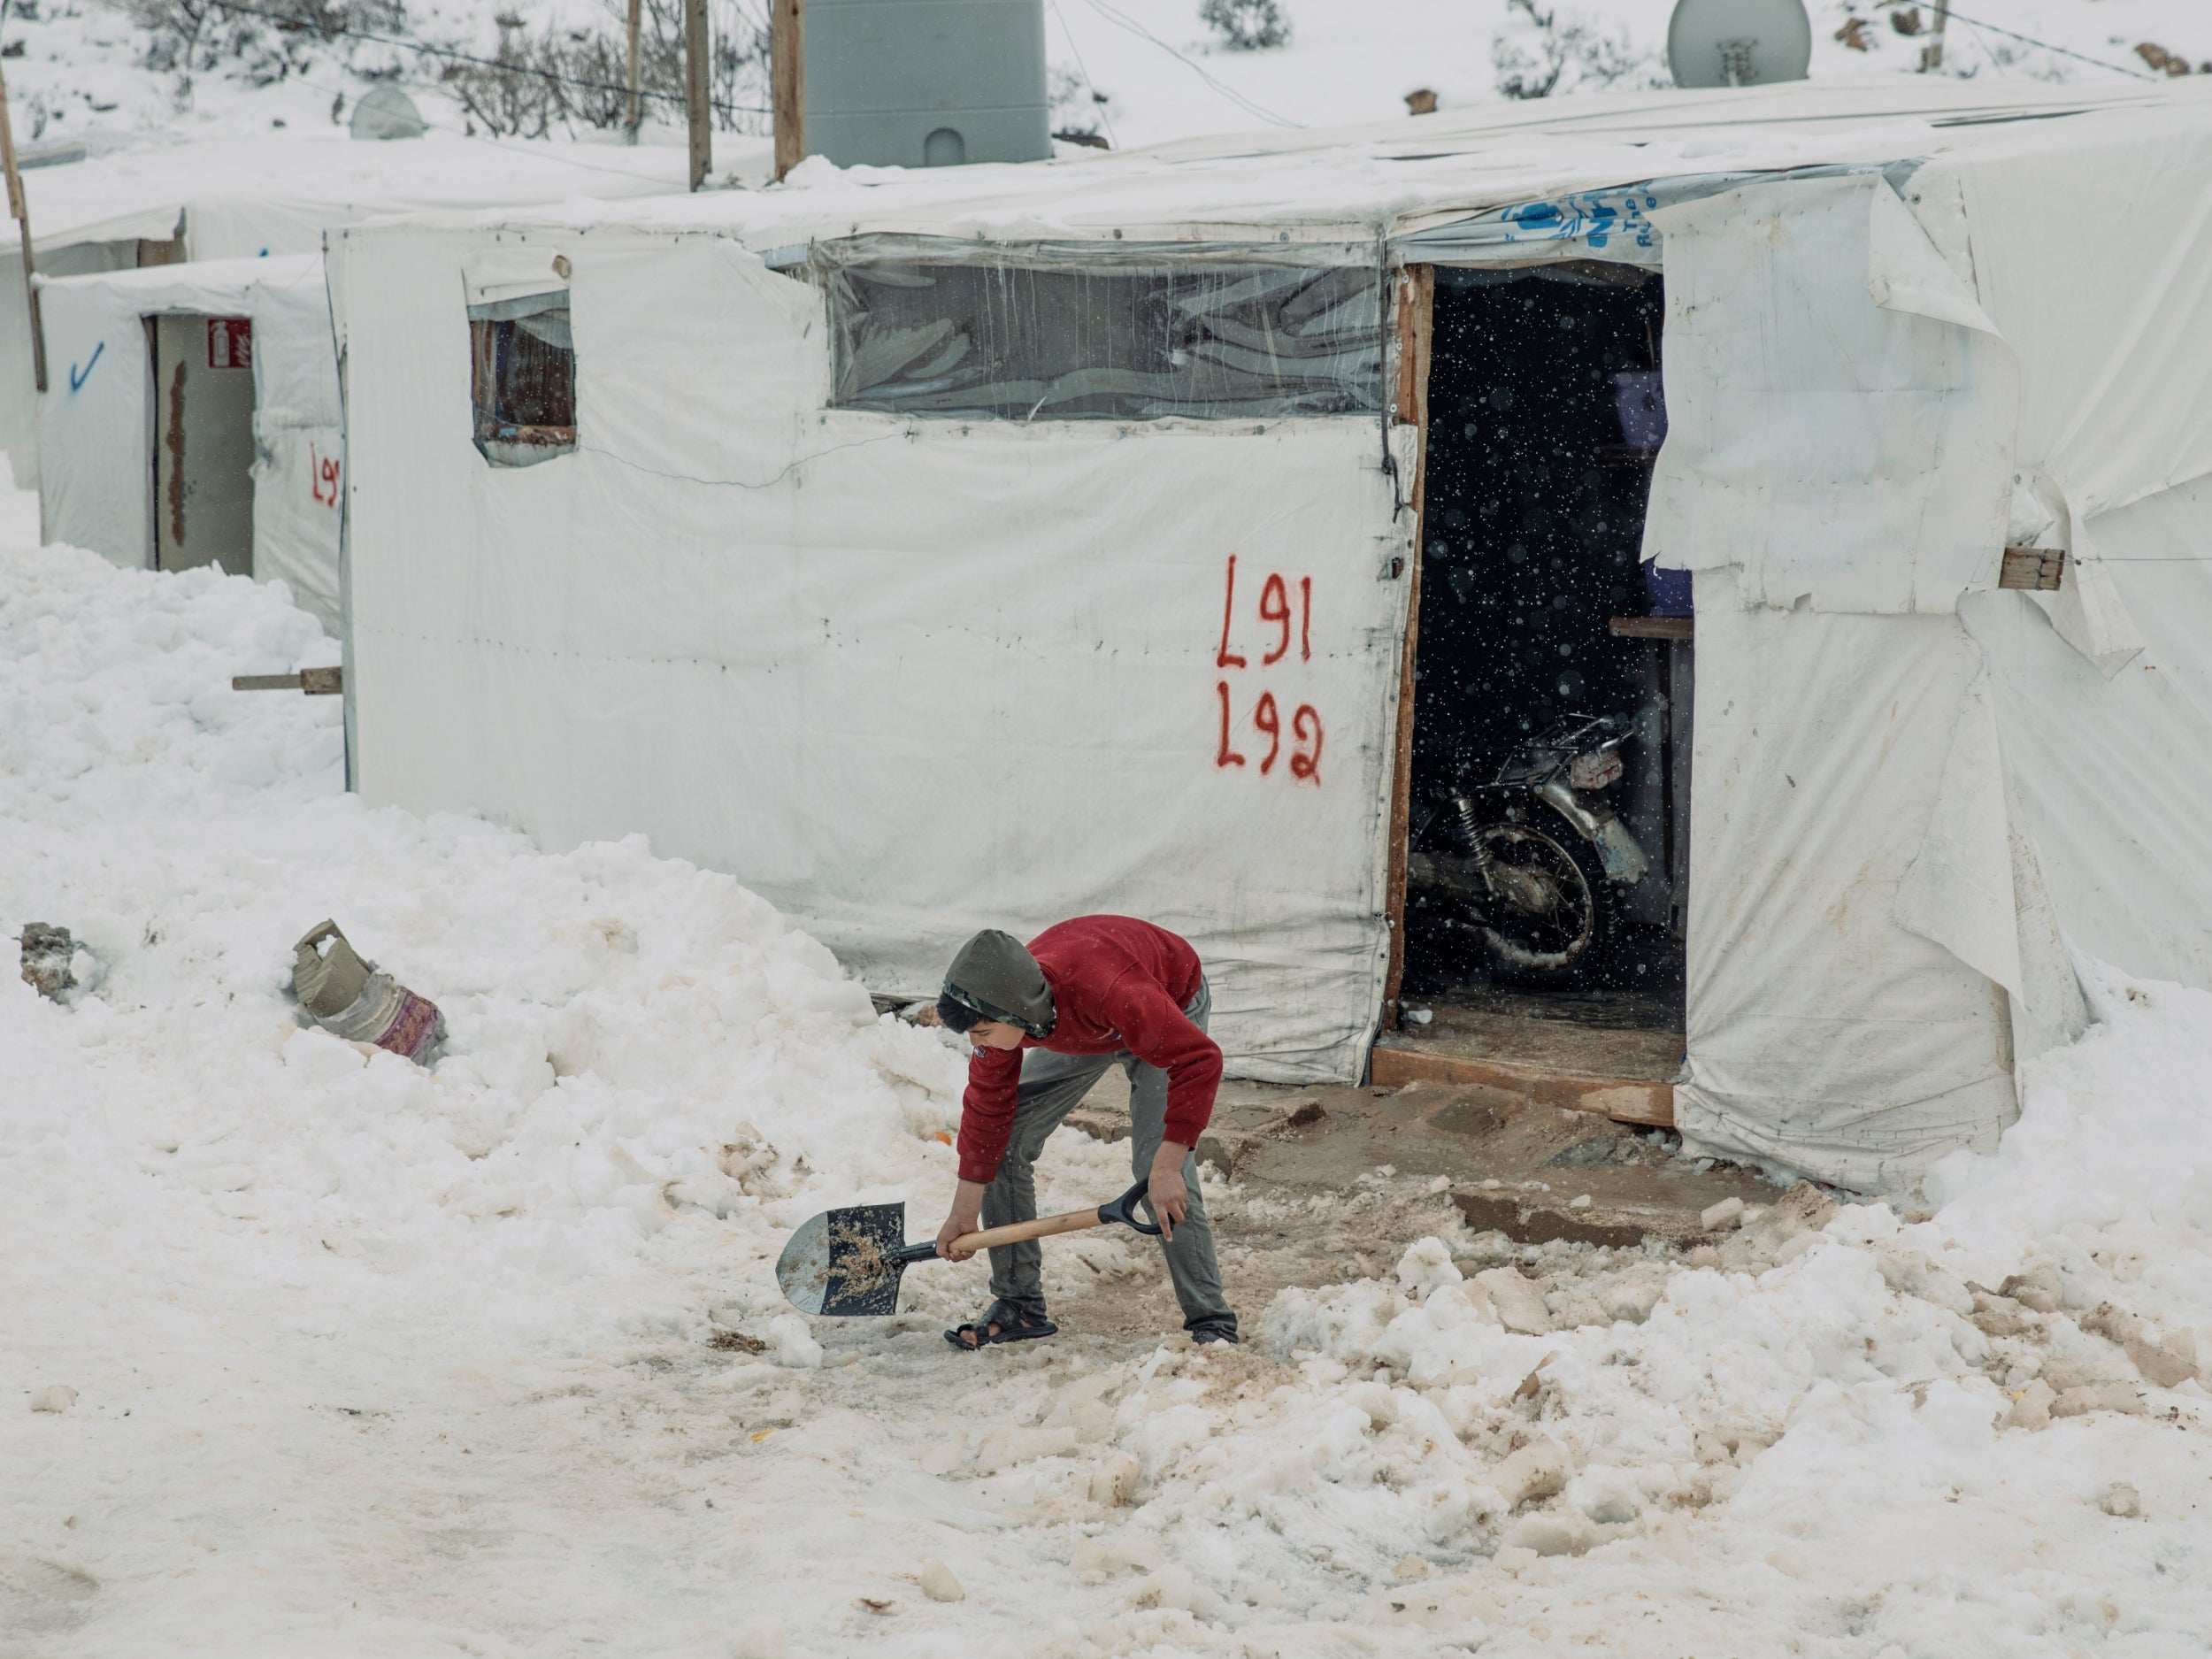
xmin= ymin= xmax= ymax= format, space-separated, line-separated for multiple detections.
xmin=68 ymin=340 xmax=104 ymax=393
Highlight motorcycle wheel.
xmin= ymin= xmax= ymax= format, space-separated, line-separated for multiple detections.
xmin=1409 ymin=810 xmax=1613 ymax=987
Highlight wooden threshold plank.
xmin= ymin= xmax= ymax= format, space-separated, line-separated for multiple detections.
xmin=1371 ymin=1041 xmax=1675 ymax=1127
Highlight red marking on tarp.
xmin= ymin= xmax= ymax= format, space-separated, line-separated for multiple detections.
xmin=1254 ymin=691 xmax=1282 ymax=774
xmin=310 ymin=442 xmax=341 ymax=509
xmin=1290 ymin=705 xmax=1324 ymax=785
xmin=1258 ymin=573 xmax=1292 ymax=666
xmin=1215 ymin=554 xmax=1247 ymax=670
xmin=1214 ymin=681 xmax=1246 ymax=769
xmin=1210 ymin=557 xmax=1322 ymax=786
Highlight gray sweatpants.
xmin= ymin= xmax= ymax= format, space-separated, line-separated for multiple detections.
xmin=982 ymin=979 xmax=1236 ymax=1338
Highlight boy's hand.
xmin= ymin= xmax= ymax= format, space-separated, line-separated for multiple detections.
xmin=1148 ymin=1141 xmax=1191 ymax=1242
xmin=936 ymin=1179 xmax=987 ymax=1260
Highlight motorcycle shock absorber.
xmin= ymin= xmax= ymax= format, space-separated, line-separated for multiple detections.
xmin=1453 ymin=795 xmax=1495 ymax=886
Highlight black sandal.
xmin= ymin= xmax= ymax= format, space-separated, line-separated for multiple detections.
xmin=945 ymin=1299 xmax=1057 ymax=1351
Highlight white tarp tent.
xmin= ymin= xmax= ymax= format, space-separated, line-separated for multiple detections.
xmin=0 ymin=134 xmax=695 ymax=489
xmin=333 ymin=227 xmax=1413 ymax=1079
xmin=325 ymin=77 xmax=2212 ymax=1188
xmin=36 ymin=255 xmax=346 ymax=633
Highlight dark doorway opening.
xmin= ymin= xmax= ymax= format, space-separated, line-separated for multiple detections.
xmin=1397 ymin=263 xmax=1688 ymax=1051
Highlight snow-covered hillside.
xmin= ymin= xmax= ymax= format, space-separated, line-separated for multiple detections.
xmin=1043 ymin=0 xmax=2208 ymax=148
xmin=0 ymin=1 xmax=2202 ymax=158
xmin=7 ymin=513 xmax=2212 ymax=1654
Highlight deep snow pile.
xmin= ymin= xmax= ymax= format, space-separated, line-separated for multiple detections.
xmin=6 ymin=533 xmax=2212 ymax=1656
xmin=0 ymin=535 xmax=981 ymax=1651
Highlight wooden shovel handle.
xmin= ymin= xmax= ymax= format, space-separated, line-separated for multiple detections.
xmin=949 ymin=1205 xmax=1105 ymax=1254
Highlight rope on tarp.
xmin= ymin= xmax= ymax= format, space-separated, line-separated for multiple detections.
xmin=1378 ymin=234 xmax=1407 ymax=519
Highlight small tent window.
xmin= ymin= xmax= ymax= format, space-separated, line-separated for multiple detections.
xmin=821 ymin=258 xmax=1386 ymax=421
xmin=468 ymin=290 xmax=574 ymax=467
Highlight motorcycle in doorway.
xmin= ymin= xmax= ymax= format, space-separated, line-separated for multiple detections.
xmin=1408 ymin=714 xmax=1650 ymax=984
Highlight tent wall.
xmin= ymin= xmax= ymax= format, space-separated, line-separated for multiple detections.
xmin=1869 ymin=122 xmax=2212 ymax=1090
xmin=1641 ymin=175 xmax=2021 ymax=1182
xmin=329 ymin=226 xmax=1417 ymax=1081
xmin=35 ymin=256 xmax=344 ymax=634
xmin=0 ymin=238 xmax=149 ymax=488
xmin=1649 ymin=125 xmax=2212 ymax=1187
xmin=1962 ymin=488 xmax=2212 ymax=999
xmin=1678 ymin=570 xmax=2016 ymax=1187
xmin=1645 ymin=175 xmax=2014 ymax=614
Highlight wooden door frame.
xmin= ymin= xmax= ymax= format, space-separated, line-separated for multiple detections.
xmin=1382 ymin=265 xmax=1434 ymax=1013
xmin=142 ymin=314 xmax=158 ymax=569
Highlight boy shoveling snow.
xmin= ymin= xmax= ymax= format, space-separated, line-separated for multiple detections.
xmin=933 ymin=917 xmax=1238 ymax=1349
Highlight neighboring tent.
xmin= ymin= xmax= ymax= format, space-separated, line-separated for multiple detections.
xmin=0 ymin=134 xmax=699 ymax=488
xmin=37 ymin=256 xmax=345 ymax=634
xmin=324 ymin=75 xmax=2212 ymax=1188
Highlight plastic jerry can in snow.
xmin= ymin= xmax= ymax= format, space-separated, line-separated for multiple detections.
xmin=292 ymin=919 xmax=446 ymax=1065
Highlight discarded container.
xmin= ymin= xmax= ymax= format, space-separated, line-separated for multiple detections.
xmin=292 ymin=919 xmax=446 ymax=1065
xmin=19 ymin=923 xmax=75 ymax=999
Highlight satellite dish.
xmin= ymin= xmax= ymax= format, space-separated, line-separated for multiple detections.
xmin=350 ymin=86 xmax=426 ymax=141
xmin=1666 ymin=0 xmax=1812 ymax=88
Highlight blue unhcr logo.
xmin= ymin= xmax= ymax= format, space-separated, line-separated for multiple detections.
xmin=1498 ymin=190 xmax=1663 ymax=250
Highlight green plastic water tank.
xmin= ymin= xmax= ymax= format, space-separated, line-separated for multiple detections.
xmin=804 ymin=0 xmax=1050 ymax=168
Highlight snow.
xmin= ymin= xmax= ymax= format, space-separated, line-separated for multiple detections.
xmin=1042 ymin=0 xmax=2205 ymax=147
xmin=0 ymin=0 xmax=2204 ymax=178
xmin=0 ymin=131 xmax=695 ymax=257
xmin=7 ymin=498 xmax=2212 ymax=1654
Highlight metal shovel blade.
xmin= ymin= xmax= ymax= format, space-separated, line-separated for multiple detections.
xmin=775 ymin=1200 xmax=914 ymax=1317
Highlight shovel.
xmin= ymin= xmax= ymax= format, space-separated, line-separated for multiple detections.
xmin=776 ymin=1179 xmax=1164 ymax=1317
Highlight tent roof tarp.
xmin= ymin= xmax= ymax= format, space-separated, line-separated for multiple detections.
xmin=366 ymin=77 xmax=2212 ymax=253
xmin=0 ymin=134 xmax=698 ymax=259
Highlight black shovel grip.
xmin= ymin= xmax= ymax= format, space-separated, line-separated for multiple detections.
xmin=1096 ymin=1178 xmax=1164 ymax=1237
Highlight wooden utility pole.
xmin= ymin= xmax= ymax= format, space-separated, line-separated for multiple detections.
xmin=624 ymin=0 xmax=642 ymax=143
xmin=685 ymin=0 xmax=711 ymax=189
xmin=1920 ymin=0 xmax=1950 ymax=71
xmin=0 ymin=59 xmax=44 ymax=393
xmin=772 ymin=0 xmax=804 ymax=182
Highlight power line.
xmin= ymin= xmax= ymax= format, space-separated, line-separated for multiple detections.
xmin=1890 ymin=4 xmax=2158 ymax=82
xmin=198 ymin=0 xmax=772 ymax=115
xmin=1048 ymin=0 xmax=1118 ymax=149
xmin=1070 ymin=0 xmax=1300 ymax=129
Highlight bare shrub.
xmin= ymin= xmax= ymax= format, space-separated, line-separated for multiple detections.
xmin=440 ymin=0 xmax=769 ymax=139
xmin=111 ymin=0 xmax=767 ymax=137
xmin=1200 ymin=0 xmax=1288 ymax=53
xmin=120 ymin=0 xmax=409 ymax=104
xmin=1492 ymin=0 xmax=1660 ymax=100
xmin=1048 ymin=64 xmax=1110 ymax=147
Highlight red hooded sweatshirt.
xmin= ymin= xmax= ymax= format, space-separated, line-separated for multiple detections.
xmin=956 ymin=916 xmax=1219 ymax=1185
